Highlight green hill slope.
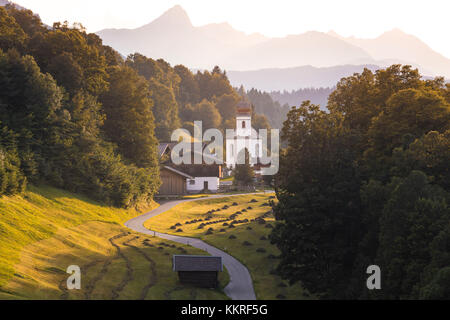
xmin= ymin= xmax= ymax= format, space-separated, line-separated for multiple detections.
xmin=0 ymin=185 xmax=228 ymax=299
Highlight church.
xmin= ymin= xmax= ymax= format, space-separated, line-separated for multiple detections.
xmin=226 ymin=101 xmax=263 ymax=169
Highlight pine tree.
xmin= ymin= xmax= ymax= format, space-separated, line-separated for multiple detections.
xmin=233 ymin=149 xmax=254 ymax=186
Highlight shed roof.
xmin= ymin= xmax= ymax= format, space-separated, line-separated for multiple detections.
xmin=158 ymin=143 xmax=176 ymax=157
xmin=173 ymin=255 xmax=223 ymax=272
xmin=162 ymin=166 xmax=194 ymax=179
xmin=175 ymin=164 xmax=221 ymax=178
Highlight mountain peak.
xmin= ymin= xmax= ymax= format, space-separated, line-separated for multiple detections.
xmin=137 ymin=5 xmax=192 ymax=31
xmin=379 ymin=28 xmax=409 ymax=38
xmin=158 ymin=5 xmax=191 ymax=25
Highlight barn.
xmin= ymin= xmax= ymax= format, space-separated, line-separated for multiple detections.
xmin=159 ymin=166 xmax=193 ymax=196
xmin=173 ymin=255 xmax=223 ymax=288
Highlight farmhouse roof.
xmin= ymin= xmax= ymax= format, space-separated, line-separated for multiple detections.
xmin=162 ymin=166 xmax=193 ymax=179
xmin=176 ymin=164 xmax=222 ymax=178
xmin=158 ymin=143 xmax=176 ymax=157
xmin=173 ymin=255 xmax=223 ymax=272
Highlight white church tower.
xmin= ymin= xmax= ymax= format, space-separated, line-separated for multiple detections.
xmin=226 ymin=101 xmax=262 ymax=169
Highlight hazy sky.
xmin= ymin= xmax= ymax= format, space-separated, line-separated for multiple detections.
xmin=14 ymin=0 xmax=450 ymax=58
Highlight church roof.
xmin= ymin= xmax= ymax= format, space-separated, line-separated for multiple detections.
xmin=236 ymin=100 xmax=252 ymax=116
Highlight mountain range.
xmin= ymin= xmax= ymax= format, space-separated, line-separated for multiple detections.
xmin=3 ymin=3 xmax=448 ymax=91
xmin=227 ymin=64 xmax=381 ymax=91
xmin=97 ymin=5 xmax=450 ymax=87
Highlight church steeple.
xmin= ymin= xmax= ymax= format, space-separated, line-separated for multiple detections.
xmin=236 ymin=100 xmax=252 ymax=137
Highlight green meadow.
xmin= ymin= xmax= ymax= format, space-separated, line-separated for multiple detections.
xmin=0 ymin=185 xmax=228 ymax=300
xmin=145 ymin=193 xmax=312 ymax=300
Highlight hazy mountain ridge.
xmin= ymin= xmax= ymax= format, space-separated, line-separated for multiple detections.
xmin=327 ymin=29 xmax=450 ymax=79
xmin=97 ymin=5 xmax=267 ymax=69
xmin=97 ymin=5 xmax=450 ymax=80
xmin=227 ymin=64 xmax=381 ymax=91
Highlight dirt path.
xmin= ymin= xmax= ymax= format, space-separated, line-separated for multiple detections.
xmin=125 ymin=193 xmax=268 ymax=300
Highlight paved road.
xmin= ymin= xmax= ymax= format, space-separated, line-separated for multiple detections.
xmin=124 ymin=193 xmax=267 ymax=300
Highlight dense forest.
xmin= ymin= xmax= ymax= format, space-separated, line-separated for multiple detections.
xmin=270 ymin=87 xmax=334 ymax=111
xmin=271 ymin=65 xmax=450 ymax=299
xmin=243 ymin=87 xmax=333 ymax=129
xmin=0 ymin=5 xmax=270 ymax=206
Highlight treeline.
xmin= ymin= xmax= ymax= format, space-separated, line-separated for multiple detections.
xmin=243 ymin=87 xmax=334 ymax=129
xmin=272 ymin=65 xmax=450 ymax=299
xmin=270 ymin=87 xmax=333 ymax=111
xmin=0 ymin=5 xmax=262 ymax=206
xmin=240 ymin=88 xmax=289 ymax=129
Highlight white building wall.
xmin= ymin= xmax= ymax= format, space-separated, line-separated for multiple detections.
xmin=186 ymin=177 xmax=219 ymax=192
xmin=236 ymin=116 xmax=251 ymax=137
xmin=226 ymin=136 xmax=263 ymax=168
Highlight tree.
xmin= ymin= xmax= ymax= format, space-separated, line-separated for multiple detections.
xmin=149 ymin=78 xmax=181 ymax=141
xmin=233 ymin=149 xmax=255 ymax=186
xmin=215 ymin=93 xmax=239 ymax=125
xmin=376 ymin=171 xmax=449 ymax=299
xmin=0 ymin=124 xmax=26 ymax=195
xmin=196 ymin=67 xmax=234 ymax=101
xmin=270 ymin=66 xmax=450 ymax=299
xmin=183 ymin=99 xmax=222 ymax=130
xmin=0 ymin=49 xmax=63 ymax=180
xmin=0 ymin=7 xmax=27 ymax=52
xmin=100 ymin=66 xmax=159 ymax=169
xmin=174 ymin=64 xmax=200 ymax=106
xmin=271 ymin=102 xmax=362 ymax=298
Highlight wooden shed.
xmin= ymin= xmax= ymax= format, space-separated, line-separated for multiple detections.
xmin=159 ymin=166 xmax=193 ymax=196
xmin=173 ymin=255 xmax=223 ymax=288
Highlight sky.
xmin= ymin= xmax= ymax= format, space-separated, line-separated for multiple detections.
xmin=13 ymin=0 xmax=450 ymax=58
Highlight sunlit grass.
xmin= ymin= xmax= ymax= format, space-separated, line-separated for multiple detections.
xmin=145 ymin=194 xmax=271 ymax=237
xmin=144 ymin=193 xmax=312 ymax=300
xmin=0 ymin=185 xmax=229 ymax=300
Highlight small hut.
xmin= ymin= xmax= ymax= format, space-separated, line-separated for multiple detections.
xmin=159 ymin=166 xmax=193 ymax=196
xmin=173 ymin=255 xmax=223 ymax=288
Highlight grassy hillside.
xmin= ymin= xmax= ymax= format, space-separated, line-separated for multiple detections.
xmin=0 ymin=185 xmax=229 ymax=300
xmin=144 ymin=193 xmax=312 ymax=300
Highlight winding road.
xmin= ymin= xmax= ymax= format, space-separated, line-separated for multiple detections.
xmin=124 ymin=194 xmax=264 ymax=300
